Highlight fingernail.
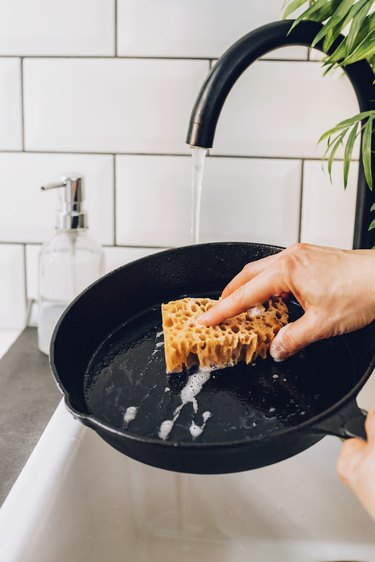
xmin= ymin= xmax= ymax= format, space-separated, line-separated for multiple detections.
xmin=270 ymin=341 xmax=289 ymax=362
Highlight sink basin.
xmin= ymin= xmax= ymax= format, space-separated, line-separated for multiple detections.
xmin=1 ymin=393 xmax=375 ymax=562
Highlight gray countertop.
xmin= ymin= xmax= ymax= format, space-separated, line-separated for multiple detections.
xmin=0 ymin=328 xmax=60 ymax=506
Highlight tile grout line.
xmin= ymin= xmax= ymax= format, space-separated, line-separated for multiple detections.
xmin=0 ymin=55 xmax=217 ymax=61
xmin=113 ymin=155 xmax=117 ymax=245
xmin=0 ymin=240 xmax=169 ymax=250
xmin=298 ymin=159 xmax=305 ymax=243
xmin=0 ymin=149 xmax=355 ymax=163
xmin=0 ymin=54 xmax=321 ymax=62
xmin=20 ymin=57 xmax=25 ymax=150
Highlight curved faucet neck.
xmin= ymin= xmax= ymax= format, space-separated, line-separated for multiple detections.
xmin=186 ymin=19 xmax=375 ymax=249
xmin=187 ymin=20 xmax=374 ymax=148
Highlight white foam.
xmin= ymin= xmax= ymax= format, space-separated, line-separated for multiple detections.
xmin=179 ymin=369 xmax=211 ymax=414
xmin=124 ymin=406 xmax=138 ymax=425
xmin=247 ymin=304 xmax=266 ymax=318
xmin=158 ymin=419 xmax=175 ymax=441
xmin=158 ymin=369 xmax=212 ymax=440
xmin=189 ymin=411 xmax=212 ymax=439
xmin=151 ymin=340 xmax=165 ymax=357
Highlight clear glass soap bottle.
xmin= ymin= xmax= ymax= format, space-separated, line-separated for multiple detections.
xmin=38 ymin=175 xmax=104 ymax=355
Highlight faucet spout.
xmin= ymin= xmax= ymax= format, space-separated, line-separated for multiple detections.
xmin=186 ymin=19 xmax=375 ymax=249
xmin=186 ymin=20 xmax=374 ymax=149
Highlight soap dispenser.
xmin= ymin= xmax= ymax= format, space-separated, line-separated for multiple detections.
xmin=38 ymin=175 xmax=104 ymax=355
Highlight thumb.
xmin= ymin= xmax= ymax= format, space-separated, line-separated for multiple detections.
xmin=270 ymin=311 xmax=320 ymax=362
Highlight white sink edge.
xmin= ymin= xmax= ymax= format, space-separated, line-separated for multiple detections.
xmin=0 ymin=400 xmax=84 ymax=558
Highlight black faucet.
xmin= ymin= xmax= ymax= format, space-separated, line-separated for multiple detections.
xmin=186 ymin=20 xmax=375 ymax=250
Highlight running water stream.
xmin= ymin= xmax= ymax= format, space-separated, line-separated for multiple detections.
xmin=191 ymin=147 xmax=207 ymax=244
xmin=174 ymin=149 xmax=210 ymax=538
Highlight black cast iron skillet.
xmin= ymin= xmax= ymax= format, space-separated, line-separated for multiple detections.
xmin=51 ymin=242 xmax=375 ymax=474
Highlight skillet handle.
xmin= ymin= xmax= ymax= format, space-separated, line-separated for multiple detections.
xmin=312 ymin=400 xmax=367 ymax=441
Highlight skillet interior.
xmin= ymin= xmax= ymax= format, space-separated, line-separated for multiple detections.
xmin=83 ymin=296 xmax=356 ymax=444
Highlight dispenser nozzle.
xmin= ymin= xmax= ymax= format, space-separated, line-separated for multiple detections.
xmin=41 ymin=175 xmax=87 ymax=230
xmin=41 ymin=182 xmax=67 ymax=191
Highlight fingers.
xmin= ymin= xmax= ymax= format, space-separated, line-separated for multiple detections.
xmin=198 ymin=270 xmax=285 ymax=326
xmin=337 ymin=438 xmax=366 ymax=486
xmin=221 ymin=254 xmax=280 ymax=299
xmin=270 ymin=310 xmax=323 ymax=361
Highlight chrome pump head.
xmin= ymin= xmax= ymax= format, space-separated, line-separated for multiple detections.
xmin=41 ymin=175 xmax=87 ymax=230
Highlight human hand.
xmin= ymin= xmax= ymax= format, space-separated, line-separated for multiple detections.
xmin=337 ymin=407 xmax=375 ymax=522
xmin=198 ymin=243 xmax=375 ymax=361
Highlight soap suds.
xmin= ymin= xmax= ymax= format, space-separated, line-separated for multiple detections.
xmin=247 ymin=304 xmax=266 ymax=318
xmin=124 ymin=406 xmax=138 ymax=426
xmin=189 ymin=411 xmax=212 ymax=439
xmin=158 ymin=369 xmax=212 ymax=440
xmin=151 ymin=340 xmax=165 ymax=357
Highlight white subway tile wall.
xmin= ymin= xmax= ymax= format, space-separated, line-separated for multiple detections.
xmin=212 ymin=61 xmax=360 ymax=158
xmin=24 ymin=59 xmax=210 ymax=153
xmin=0 ymin=58 xmax=22 ymax=150
xmin=104 ymin=246 xmax=165 ymax=273
xmin=200 ymin=158 xmax=302 ymax=246
xmin=0 ymin=0 xmax=364 ymax=328
xmin=300 ymin=161 xmax=359 ymax=250
xmin=0 ymin=0 xmax=115 ymax=56
xmin=117 ymin=0 xmax=308 ymax=60
xmin=116 ymin=155 xmax=192 ymax=247
xmin=116 ymin=155 xmax=301 ymax=247
xmin=0 ymin=153 xmax=114 ymax=244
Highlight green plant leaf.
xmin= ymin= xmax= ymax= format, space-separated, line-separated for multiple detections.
xmin=325 ymin=39 xmax=347 ymax=63
xmin=282 ymin=0 xmax=308 ymax=19
xmin=322 ymin=61 xmax=337 ymax=76
xmin=288 ymin=0 xmax=337 ymax=33
xmin=322 ymin=131 xmax=343 ymax=162
xmin=343 ymin=122 xmax=359 ymax=188
xmin=318 ymin=111 xmax=375 ymax=143
xmin=371 ymin=202 xmax=375 ymax=212
xmin=311 ymin=0 xmax=354 ymax=48
xmin=362 ymin=115 xmax=374 ymax=190
xmin=346 ymin=1 xmax=373 ymax=53
xmin=342 ymin=31 xmax=375 ymax=65
xmin=308 ymin=5 xmax=340 ymax=22
xmin=369 ymin=218 xmax=375 ymax=230
xmin=323 ymin=27 xmax=337 ymax=52
xmin=328 ymin=133 xmax=347 ymax=181
xmin=325 ymin=9 xmax=375 ymax=65
xmin=322 ymin=0 xmax=369 ymax=53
